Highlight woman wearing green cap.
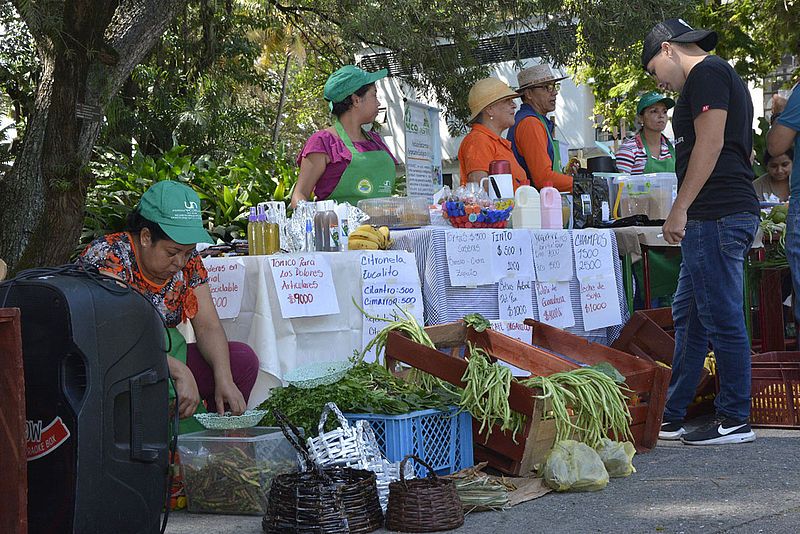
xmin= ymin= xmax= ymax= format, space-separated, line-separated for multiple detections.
xmin=291 ymin=65 xmax=398 ymax=208
xmin=615 ymin=91 xmax=676 ymax=174
xmin=80 ymin=181 xmax=259 ymax=427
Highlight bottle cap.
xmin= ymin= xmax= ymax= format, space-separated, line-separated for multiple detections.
xmin=543 ymin=181 xmax=554 ymax=188
xmin=488 ymin=160 xmax=511 ymax=175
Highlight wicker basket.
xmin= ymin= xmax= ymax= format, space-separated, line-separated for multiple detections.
xmin=262 ymin=410 xmax=383 ymax=534
xmin=385 ymin=455 xmax=465 ymax=533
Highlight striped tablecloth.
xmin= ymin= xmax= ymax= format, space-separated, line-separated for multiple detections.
xmin=391 ymin=226 xmax=629 ymax=345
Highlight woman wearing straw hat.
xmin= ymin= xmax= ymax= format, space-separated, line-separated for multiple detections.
xmin=457 ymin=78 xmax=529 ymax=189
xmin=292 ymin=65 xmax=398 ymax=208
xmin=507 ymin=64 xmax=573 ymax=191
xmin=615 ymin=91 xmax=676 ymax=174
xmin=80 ymin=181 xmax=259 ymax=432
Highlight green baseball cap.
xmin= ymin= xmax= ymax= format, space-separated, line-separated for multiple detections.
xmin=137 ymin=181 xmax=214 ymax=244
xmin=323 ymin=65 xmax=388 ymax=106
xmin=637 ymin=91 xmax=675 ymax=115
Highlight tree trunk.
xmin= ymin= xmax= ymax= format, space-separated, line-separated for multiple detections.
xmin=271 ymin=52 xmax=292 ymax=146
xmin=0 ymin=0 xmax=188 ymax=274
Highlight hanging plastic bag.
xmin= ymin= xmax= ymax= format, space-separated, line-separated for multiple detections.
xmin=542 ymin=440 xmax=609 ymax=492
xmin=595 ymin=438 xmax=636 ymax=478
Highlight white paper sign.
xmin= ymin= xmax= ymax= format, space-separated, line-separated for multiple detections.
xmin=498 ymin=277 xmax=533 ymax=322
xmin=269 ymin=254 xmax=340 ymax=318
xmin=572 ymin=229 xmax=615 ymax=281
xmin=491 ymin=229 xmax=534 ymax=279
xmin=360 ymin=251 xmax=424 ymax=363
xmin=534 ymin=281 xmax=575 ymax=329
xmin=579 ymin=275 xmax=623 ymax=331
xmin=532 ymin=230 xmax=573 ymax=282
xmin=489 ymin=320 xmax=533 ymax=377
xmin=205 ymin=257 xmax=246 ymax=319
xmin=445 ymin=230 xmax=495 ymax=286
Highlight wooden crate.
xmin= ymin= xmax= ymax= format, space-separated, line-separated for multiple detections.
xmin=0 ymin=308 xmax=27 ymax=534
xmin=385 ymin=321 xmax=670 ymax=475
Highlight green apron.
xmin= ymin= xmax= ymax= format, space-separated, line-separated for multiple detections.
xmin=328 ymin=119 xmax=396 ymax=204
xmin=642 ymin=134 xmax=676 ymax=173
xmin=532 ymin=111 xmax=562 ymax=172
xmin=166 ymin=327 xmax=206 ymax=435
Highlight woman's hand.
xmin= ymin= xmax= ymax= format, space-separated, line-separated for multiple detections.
xmin=214 ymin=379 xmax=247 ymax=415
xmin=168 ymin=356 xmax=201 ymax=419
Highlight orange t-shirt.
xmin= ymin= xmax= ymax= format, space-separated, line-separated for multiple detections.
xmin=513 ymin=116 xmax=572 ymax=192
xmin=457 ymin=123 xmax=530 ymax=189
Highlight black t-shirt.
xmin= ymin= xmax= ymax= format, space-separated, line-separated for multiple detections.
xmin=672 ymin=55 xmax=759 ymax=220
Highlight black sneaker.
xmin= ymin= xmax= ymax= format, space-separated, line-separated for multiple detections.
xmin=658 ymin=420 xmax=686 ymax=440
xmin=680 ymin=416 xmax=756 ymax=446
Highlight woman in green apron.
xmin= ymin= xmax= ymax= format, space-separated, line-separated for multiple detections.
xmin=615 ymin=91 xmax=676 ymax=175
xmin=292 ymin=65 xmax=398 ymax=208
xmin=80 ymin=181 xmax=259 ymax=433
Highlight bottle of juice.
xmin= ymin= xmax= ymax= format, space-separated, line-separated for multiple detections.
xmin=254 ymin=204 xmax=267 ymax=255
xmin=313 ymin=200 xmax=340 ymax=252
xmin=247 ymin=207 xmax=258 ymax=255
xmin=540 ymin=182 xmax=562 ymax=230
xmin=265 ymin=205 xmax=280 ymax=254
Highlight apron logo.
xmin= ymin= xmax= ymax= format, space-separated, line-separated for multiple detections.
xmin=26 ymin=416 xmax=71 ymax=461
xmin=357 ymin=179 xmax=373 ymax=194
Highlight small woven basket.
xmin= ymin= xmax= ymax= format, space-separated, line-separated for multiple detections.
xmin=263 ymin=409 xmax=383 ymax=534
xmin=385 ymin=455 xmax=465 ymax=532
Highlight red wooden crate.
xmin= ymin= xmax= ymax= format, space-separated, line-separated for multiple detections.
xmin=384 ymin=321 xmax=670 ymax=475
xmin=750 ymin=352 xmax=800 ymax=428
xmin=0 ymin=308 xmax=27 ymax=534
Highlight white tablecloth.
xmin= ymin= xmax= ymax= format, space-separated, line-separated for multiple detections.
xmin=391 ymin=226 xmax=629 ymax=345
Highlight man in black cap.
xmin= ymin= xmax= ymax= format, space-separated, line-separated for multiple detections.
xmin=642 ymin=19 xmax=759 ymax=446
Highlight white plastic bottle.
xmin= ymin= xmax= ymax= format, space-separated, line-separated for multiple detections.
xmin=511 ymin=185 xmax=541 ymax=229
xmin=540 ymin=182 xmax=563 ymax=229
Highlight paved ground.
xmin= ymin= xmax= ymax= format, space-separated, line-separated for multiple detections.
xmin=165 ymin=425 xmax=800 ymax=534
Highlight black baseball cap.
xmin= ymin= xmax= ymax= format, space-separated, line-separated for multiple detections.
xmin=641 ymin=18 xmax=718 ymax=70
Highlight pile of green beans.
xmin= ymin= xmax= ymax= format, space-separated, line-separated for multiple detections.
xmin=521 ymin=368 xmax=633 ymax=448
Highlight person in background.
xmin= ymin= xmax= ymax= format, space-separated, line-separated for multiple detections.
xmin=81 ymin=181 xmax=259 ymax=424
xmin=292 ymin=65 xmax=398 ymax=208
xmin=615 ymin=91 xmax=676 ymax=174
xmin=643 ymin=18 xmax=759 ymax=446
xmin=753 ymin=148 xmax=793 ymax=202
xmin=507 ymin=64 xmax=574 ymax=191
xmin=457 ymin=77 xmax=529 ymax=189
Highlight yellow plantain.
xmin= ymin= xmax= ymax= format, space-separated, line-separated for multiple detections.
xmin=348 ymin=229 xmax=383 ymax=246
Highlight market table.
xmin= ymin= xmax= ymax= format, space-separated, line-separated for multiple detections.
xmin=391 ymin=226 xmax=629 ymax=345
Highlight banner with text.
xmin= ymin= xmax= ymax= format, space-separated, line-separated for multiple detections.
xmin=205 ymin=257 xmax=246 ymax=319
xmin=404 ymin=100 xmax=443 ymax=201
xmin=269 ymin=254 xmax=340 ymax=318
xmin=360 ymin=251 xmax=424 ymax=363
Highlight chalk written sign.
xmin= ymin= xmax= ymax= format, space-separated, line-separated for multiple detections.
xmin=360 ymin=251 xmax=424 ymax=363
xmin=269 ymin=254 xmax=340 ymax=319
xmin=579 ymin=274 xmax=622 ymax=331
xmin=488 ymin=320 xmax=533 ymax=377
xmin=491 ymin=229 xmax=534 ymax=278
xmin=205 ymin=257 xmax=246 ymax=319
xmin=445 ymin=229 xmax=495 ymax=286
xmin=572 ymin=229 xmax=614 ymax=281
xmin=532 ymin=230 xmax=573 ymax=282
xmin=534 ymin=281 xmax=575 ymax=329
xmin=498 ymin=277 xmax=533 ymax=322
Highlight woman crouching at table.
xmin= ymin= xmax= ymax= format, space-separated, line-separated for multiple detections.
xmin=80 ymin=181 xmax=258 ymax=426
xmin=457 ymin=78 xmax=529 ymax=189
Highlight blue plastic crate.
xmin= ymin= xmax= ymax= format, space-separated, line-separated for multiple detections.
xmin=343 ymin=406 xmax=473 ymax=477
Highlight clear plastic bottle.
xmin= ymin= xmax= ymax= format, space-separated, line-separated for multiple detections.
xmin=254 ymin=204 xmax=267 ymax=255
xmin=247 ymin=206 xmax=258 ymax=255
xmin=313 ymin=200 xmax=340 ymax=252
xmin=264 ymin=206 xmax=280 ymax=254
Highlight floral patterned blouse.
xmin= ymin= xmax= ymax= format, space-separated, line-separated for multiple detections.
xmin=79 ymin=232 xmax=209 ymax=327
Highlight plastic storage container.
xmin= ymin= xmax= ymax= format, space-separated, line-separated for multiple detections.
xmin=617 ymin=173 xmax=677 ymax=220
xmin=358 ymin=197 xmax=431 ymax=229
xmin=179 ymin=427 xmax=300 ymax=515
xmin=592 ymin=172 xmax=628 ymax=220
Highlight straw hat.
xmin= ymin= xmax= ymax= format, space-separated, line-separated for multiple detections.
xmin=467 ymin=78 xmax=520 ymax=122
xmin=516 ymin=64 xmax=567 ymax=91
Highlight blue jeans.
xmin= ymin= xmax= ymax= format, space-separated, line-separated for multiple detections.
xmin=664 ymin=212 xmax=759 ymax=422
xmin=785 ymin=199 xmax=800 ymax=323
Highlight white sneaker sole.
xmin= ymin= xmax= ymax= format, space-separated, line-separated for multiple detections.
xmin=658 ymin=428 xmax=686 ymax=440
xmin=681 ymin=431 xmax=756 ymax=446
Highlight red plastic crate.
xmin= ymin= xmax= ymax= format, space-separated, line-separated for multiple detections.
xmin=750 ymin=352 xmax=800 ymax=428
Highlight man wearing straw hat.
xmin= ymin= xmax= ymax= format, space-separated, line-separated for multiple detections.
xmin=507 ymin=64 xmax=574 ymax=192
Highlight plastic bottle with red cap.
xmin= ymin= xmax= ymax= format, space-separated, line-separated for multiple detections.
xmin=540 ymin=181 xmax=562 ymax=229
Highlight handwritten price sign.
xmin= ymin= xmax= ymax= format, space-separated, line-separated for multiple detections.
xmin=532 ymin=230 xmax=572 ymax=282
xmin=269 ymin=254 xmax=339 ymax=318
xmin=288 ymin=293 xmax=314 ymax=305
xmin=491 ymin=230 xmax=534 ymax=278
xmin=572 ymin=229 xmax=614 ymax=282
xmin=498 ymin=277 xmax=533 ymax=322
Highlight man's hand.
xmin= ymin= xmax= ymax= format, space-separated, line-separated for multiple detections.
xmin=171 ymin=361 xmax=201 ymax=419
xmin=662 ymin=206 xmax=687 ymax=245
xmin=772 ymin=94 xmax=788 ymax=116
xmin=214 ymin=379 xmax=247 ymax=415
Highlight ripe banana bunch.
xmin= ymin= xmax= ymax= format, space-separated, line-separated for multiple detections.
xmin=348 ymin=224 xmax=391 ymax=250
